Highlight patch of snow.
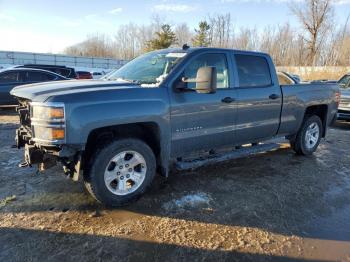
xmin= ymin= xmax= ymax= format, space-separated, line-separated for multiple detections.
xmin=163 ymin=192 xmax=212 ymax=210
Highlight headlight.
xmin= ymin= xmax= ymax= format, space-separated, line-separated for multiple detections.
xmin=32 ymin=104 xmax=65 ymax=120
xmin=30 ymin=102 xmax=66 ymax=143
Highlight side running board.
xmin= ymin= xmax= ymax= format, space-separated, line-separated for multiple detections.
xmin=175 ymin=143 xmax=281 ymax=171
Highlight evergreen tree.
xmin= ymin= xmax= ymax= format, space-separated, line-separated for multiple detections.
xmin=192 ymin=21 xmax=211 ymax=47
xmin=146 ymin=24 xmax=177 ymax=51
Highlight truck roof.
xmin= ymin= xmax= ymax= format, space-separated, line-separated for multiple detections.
xmin=163 ymin=47 xmax=270 ymax=57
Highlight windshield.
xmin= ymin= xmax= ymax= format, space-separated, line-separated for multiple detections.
xmin=106 ymin=50 xmax=187 ymax=87
xmin=338 ymin=75 xmax=350 ymax=89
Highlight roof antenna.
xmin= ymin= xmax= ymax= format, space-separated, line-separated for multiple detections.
xmin=182 ymin=44 xmax=190 ymax=50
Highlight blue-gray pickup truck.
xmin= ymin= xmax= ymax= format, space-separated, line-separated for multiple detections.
xmin=10 ymin=47 xmax=340 ymax=206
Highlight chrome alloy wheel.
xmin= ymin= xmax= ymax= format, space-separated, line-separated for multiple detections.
xmin=304 ymin=122 xmax=320 ymax=150
xmin=104 ymin=151 xmax=147 ymax=196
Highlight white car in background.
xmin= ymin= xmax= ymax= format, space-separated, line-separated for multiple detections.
xmin=91 ymin=71 xmax=105 ymax=79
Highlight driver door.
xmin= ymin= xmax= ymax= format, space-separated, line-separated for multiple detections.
xmin=169 ymin=51 xmax=237 ymax=157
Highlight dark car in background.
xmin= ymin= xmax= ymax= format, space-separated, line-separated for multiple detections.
xmin=0 ymin=68 xmax=67 ymax=105
xmin=76 ymin=71 xmax=93 ymax=79
xmin=16 ymin=64 xmax=77 ymax=79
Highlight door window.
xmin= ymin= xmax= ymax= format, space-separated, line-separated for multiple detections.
xmin=0 ymin=71 xmax=20 ymax=83
xmin=235 ymin=54 xmax=272 ymax=88
xmin=25 ymin=71 xmax=56 ymax=82
xmin=184 ymin=53 xmax=229 ymax=89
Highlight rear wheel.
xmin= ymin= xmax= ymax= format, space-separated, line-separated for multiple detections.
xmin=84 ymin=138 xmax=156 ymax=207
xmin=291 ymin=115 xmax=322 ymax=155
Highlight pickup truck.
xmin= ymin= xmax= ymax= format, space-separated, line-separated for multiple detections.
xmin=10 ymin=47 xmax=340 ymax=207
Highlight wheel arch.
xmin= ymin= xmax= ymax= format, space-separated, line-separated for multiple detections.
xmin=83 ymin=122 xmax=163 ymax=178
xmin=304 ymin=104 xmax=328 ymax=137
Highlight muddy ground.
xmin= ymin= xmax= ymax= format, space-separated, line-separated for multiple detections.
xmin=0 ymin=108 xmax=350 ymax=262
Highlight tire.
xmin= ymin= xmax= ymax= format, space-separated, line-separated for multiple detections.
xmin=291 ymin=115 xmax=323 ymax=155
xmin=84 ymin=138 xmax=156 ymax=207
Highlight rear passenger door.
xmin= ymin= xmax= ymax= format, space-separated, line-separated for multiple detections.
xmin=24 ymin=71 xmax=57 ymax=84
xmin=234 ymin=53 xmax=282 ymax=144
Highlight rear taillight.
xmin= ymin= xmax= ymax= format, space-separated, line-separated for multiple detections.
xmin=335 ymin=92 xmax=341 ymax=107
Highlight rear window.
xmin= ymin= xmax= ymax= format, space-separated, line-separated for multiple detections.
xmin=235 ymin=54 xmax=272 ymax=87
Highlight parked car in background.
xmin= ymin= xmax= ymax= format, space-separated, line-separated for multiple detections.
xmin=11 ymin=47 xmax=339 ymax=207
xmin=338 ymin=73 xmax=350 ymax=88
xmin=337 ymin=73 xmax=350 ymax=121
xmin=277 ymin=71 xmax=299 ymax=85
xmin=101 ymin=69 xmax=118 ymax=80
xmin=16 ymin=64 xmax=77 ymax=79
xmin=283 ymin=72 xmax=301 ymax=83
xmin=0 ymin=68 xmax=67 ymax=105
xmin=76 ymin=71 xmax=93 ymax=79
xmin=91 ymin=71 xmax=105 ymax=79
xmin=311 ymin=79 xmax=337 ymax=84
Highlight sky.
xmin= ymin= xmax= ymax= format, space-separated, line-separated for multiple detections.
xmin=0 ymin=0 xmax=349 ymax=53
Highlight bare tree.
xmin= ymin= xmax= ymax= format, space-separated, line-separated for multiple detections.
xmin=233 ymin=27 xmax=258 ymax=51
xmin=64 ymin=33 xmax=116 ymax=58
xmin=62 ymin=6 xmax=348 ymax=67
xmin=175 ymin=23 xmax=192 ymax=46
xmin=208 ymin=13 xmax=232 ymax=47
xmin=323 ymin=15 xmax=350 ymax=66
xmin=290 ymin=0 xmax=334 ymax=66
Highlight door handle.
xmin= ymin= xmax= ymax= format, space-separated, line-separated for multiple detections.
xmin=269 ymin=94 xmax=280 ymax=100
xmin=221 ymin=97 xmax=235 ymax=103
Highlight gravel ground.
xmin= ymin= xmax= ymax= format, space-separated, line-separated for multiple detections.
xmin=0 ymin=108 xmax=350 ymax=262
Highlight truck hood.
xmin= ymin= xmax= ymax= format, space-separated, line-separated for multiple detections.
xmin=10 ymin=80 xmax=138 ymax=102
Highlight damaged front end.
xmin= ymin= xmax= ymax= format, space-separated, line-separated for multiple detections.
xmin=15 ymin=99 xmax=82 ymax=181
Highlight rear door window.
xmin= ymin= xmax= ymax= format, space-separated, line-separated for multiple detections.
xmin=25 ymin=71 xmax=56 ymax=82
xmin=235 ymin=54 xmax=272 ymax=88
xmin=0 ymin=71 xmax=21 ymax=83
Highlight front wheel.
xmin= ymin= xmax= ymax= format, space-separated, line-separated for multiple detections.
xmin=291 ymin=115 xmax=323 ymax=155
xmin=84 ymin=138 xmax=156 ymax=207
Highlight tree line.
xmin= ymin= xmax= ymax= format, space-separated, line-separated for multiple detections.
xmin=64 ymin=0 xmax=350 ymax=66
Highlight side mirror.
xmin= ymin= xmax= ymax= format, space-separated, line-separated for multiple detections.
xmin=181 ymin=66 xmax=217 ymax=94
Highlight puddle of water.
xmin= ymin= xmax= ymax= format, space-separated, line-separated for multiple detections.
xmin=304 ymin=204 xmax=350 ymax=242
xmin=162 ymin=192 xmax=212 ymax=210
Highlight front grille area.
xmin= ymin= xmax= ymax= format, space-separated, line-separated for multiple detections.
xmin=18 ymin=107 xmax=31 ymax=126
xmin=16 ymin=99 xmax=33 ymax=136
xmin=14 ymin=99 xmax=34 ymax=148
